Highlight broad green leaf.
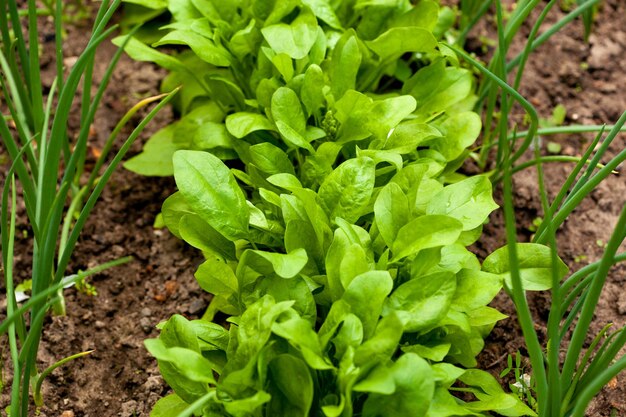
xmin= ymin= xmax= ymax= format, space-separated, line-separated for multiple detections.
xmin=452 ymin=269 xmax=502 ymax=312
xmin=145 ymin=339 xmax=214 ymax=403
xmin=249 ymin=143 xmax=295 ymax=175
xmin=402 ymin=342 xmax=451 ymax=362
xmin=334 ymin=90 xmax=374 ymax=143
xmin=362 ymin=353 xmax=435 ymax=417
xmin=374 ymin=182 xmax=410 ymax=247
xmin=227 ymin=296 xmax=294 ymax=372
xmin=226 ymin=112 xmax=277 ymax=138
xmin=353 ymin=365 xmax=396 ymax=394
xmin=253 ymin=275 xmax=317 ymax=325
xmin=391 ymin=215 xmax=463 ymax=261
xmin=384 ymin=271 xmax=456 ymax=332
xmin=192 ymin=122 xmax=236 ymax=157
xmin=409 ymin=65 xmax=474 ymax=117
xmin=318 ymin=157 xmax=376 ymax=224
xmin=150 ymin=394 xmax=188 ymax=417
xmin=112 ymin=36 xmax=185 ymax=72
xmin=467 ymin=306 xmax=508 ymax=328
xmin=431 ymin=112 xmax=482 ymax=161
xmin=389 ymin=0 xmax=439 ymax=31
xmin=458 ymin=370 xmax=537 ymax=417
xmin=366 ymin=27 xmax=438 ymax=60
xmin=301 ymin=64 xmax=326 ymax=116
xmin=238 ymin=248 xmax=308 ymax=279
xmin=382 ymin=121 xmax=441 ymax=154
xmin=154 ymin=30 xmax=232 ymax=66
xmin=366 ymin=95 xmax=417 ymax=141
xmin=196 ymin=257 xmax=238 ymax=301
xmin=272 ymin=314 xmax=333 ymax=369
xmin=354 ymin=312 xmax=403 ymax=366
xmin=223 ymin=391 xmax=273 ymax=416
xmin=179 ymin=215 xmax=237 ymax=260
xmin=124 ymin=0 xmax=167 ymax=7
xmin=342 ymin=270 xmax=393 ymax=339
xmin=329 ymin=34 xmax=362 ymax=99
xmin=230 ymin=19 xmax=262 ymax=60
xmin=167 ymin=0 xmax=202 ymax=20
xmin=302 ymin=0 xmax=343 ymax=29
xmin=161 ymin=192 xmax=193 ymax=238
xmin=261 ymin=7 xmax=318 ymax=59
xmin=272 ymin=53 xmax=294 ymax=81
xmin=271 ymin=87 xmax=315 ymax=152
xmin=267 ymin=355 xmax=314 ymax=417
xmin=124 ymin=124 xmax=180 ymax=176
xmin=483 ymin=243 xmax=568 ymax=291
xmin=173 ymin=150 xmax=249 ymax=241
xmin=433 ymin=244 xmax=480 ymax=274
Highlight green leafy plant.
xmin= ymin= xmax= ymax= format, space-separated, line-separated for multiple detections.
xmin=0 ymin=1 xmax=176 ymax=415
xmin=112 ymin=1 xmax=564 ymax=416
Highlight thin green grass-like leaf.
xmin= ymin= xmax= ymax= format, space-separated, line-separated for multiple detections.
xmin=534 ymin=111 xmax=626 ymax=243
xmin=561 ymin=203 xmax=626 ymax=398
xmin=53 ymin=88 xmax=180 ymax=285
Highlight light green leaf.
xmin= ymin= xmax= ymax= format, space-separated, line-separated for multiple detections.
xmin=452 ymin=269 xmax=502 ymax=312
xmin=154 ymin=30 xmax=232 ymax=66
xmin=483 ymin=243 xmax=568 ymax=291
xmin=271 ymin=87 xmax=315 ymax=152
xmin=179 ymin=214 xmax=237 ymax=260
xmin=366 ymin=27 xmax=438 ymax=60
xmin=226 ymin=112 xmax=277 ymax=138
xmin=301 ymin=64 xmax=326 ymax=116
xmin=329 ymin=34 xmax=362 ymax=99
xmin=267 ymin=355 xmax=314 ymax=416
xmin=382 ymin=121 xmax=441 ymax=154
xmin=195 ymin=257 xmax=238 ymax=301
xmin=362 ymin=353 xmax=435 ymax=417
xmin=431 ymin=112 xmax=482 ymax=161
xmin=342 ymin=270 xmax=393 ymax=339
xmin=261 ymin=7 xmax=318 ymax=59
xmin=173 ymin=150 xmax=249 ymax=241
xmin=384 ymin=271 xmax=456 ymax=332
xmin=302 ymin=0 xmax=343 ymax=28
xmin=112 ymin=35 xmax=185 ymax=72
xmin=391 ymin=215 xmax=463 ymax=261
xmin=318 ymin=157 xmax=376 ymax=224
xmin=239 ymin=248 xmax=308 ymax=279
xmin=374 ymin=182 xmax=410 ymax=247
xmin=150 ymin=394 xmax=189 ymax=417
xmin=124 ymin=124 xmax=180 ymax=176
xmin=250 ymin=143 xmax=295 ymax=176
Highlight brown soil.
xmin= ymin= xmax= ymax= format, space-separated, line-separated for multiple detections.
xmin=0 ymin=1 xmax=625 ymax=416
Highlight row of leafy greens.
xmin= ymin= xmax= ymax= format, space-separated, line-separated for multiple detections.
xmin=118 ymin=0 xmax=546 ymax=416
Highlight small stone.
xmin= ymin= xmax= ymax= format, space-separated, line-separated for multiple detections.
xmin=188 ymin=298 xmax=205 ymax=315
xmin=140 ymin=317 xmax=153 ymax=334
xmin=140 ymin=307 xmax=152 ymax=317
xmin=95 ymin=320 xmax=106 ymax=329
xmin=61 ymin=411 xmax=74 ymax=417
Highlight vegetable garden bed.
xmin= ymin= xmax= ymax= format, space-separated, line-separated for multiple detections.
xmin=1 ymin=0 xmax=625 ymax=416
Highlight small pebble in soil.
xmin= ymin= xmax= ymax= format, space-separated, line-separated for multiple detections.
xmin=95 ymin=320 xmax=106 ymax=329
xmin=188 ymin=298 xmax=205 ymax=315
xmin=141 ymin=307 xmax=152 ymax=317
xmin=140 ymin=317 xmax=153 ymax=334
xmin=60 ymin=411 xmax=75 ymax=417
